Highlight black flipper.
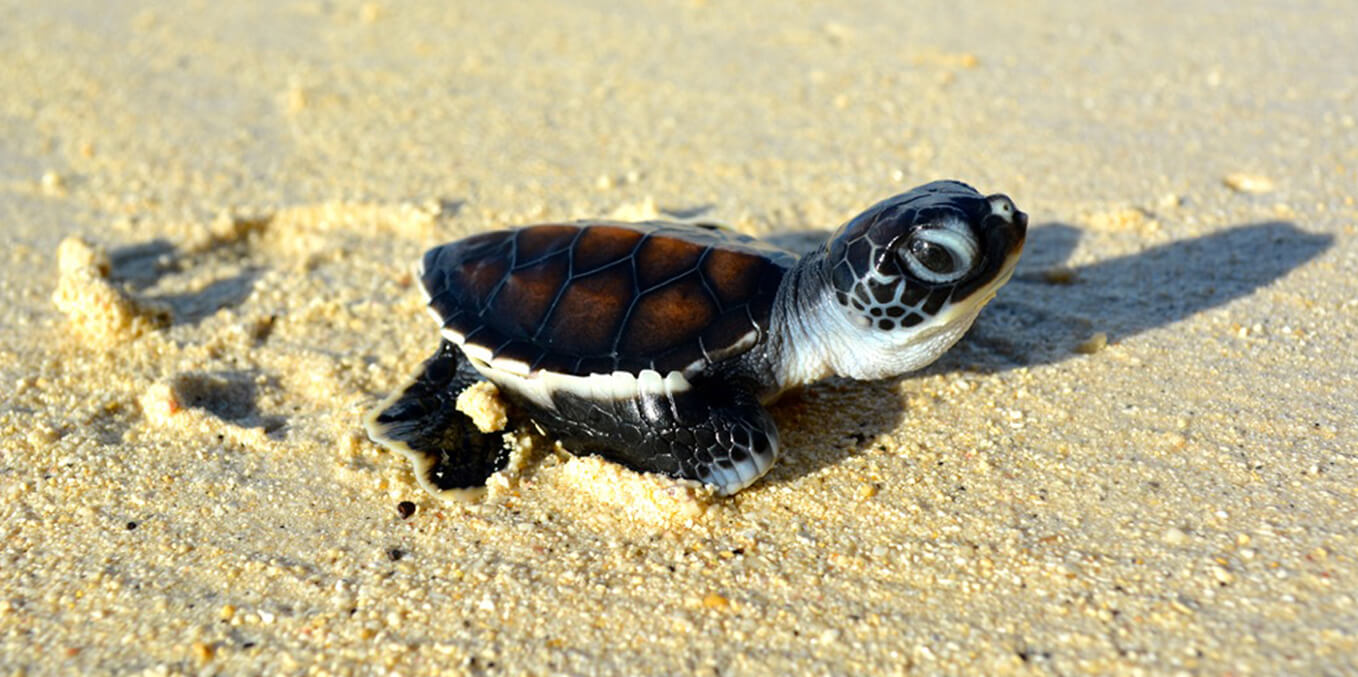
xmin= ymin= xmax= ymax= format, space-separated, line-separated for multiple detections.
xmin=523 ymin=377 xmax=780 ymax=495
xmin=363 ymin=340 xmax=512 ymax=501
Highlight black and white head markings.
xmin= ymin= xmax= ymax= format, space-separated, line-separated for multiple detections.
xmin=825 ymin=180 xmax=1026 ymax=333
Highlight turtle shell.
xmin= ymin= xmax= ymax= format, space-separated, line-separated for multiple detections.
xmin=420 ymin=222 xmax=797 ymax=377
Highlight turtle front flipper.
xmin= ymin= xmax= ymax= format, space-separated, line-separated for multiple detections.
xmin=531 ymin=377 xmax=781 ymax=496
xmin=363 ymin=340 xmax=512 ymax=502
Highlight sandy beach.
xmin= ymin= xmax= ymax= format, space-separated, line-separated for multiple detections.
xmin=3 ymin=1 xmax=1357 ymax=673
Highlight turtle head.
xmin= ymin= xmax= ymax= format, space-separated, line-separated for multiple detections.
xmin=819 ymin=180 xmax=1027 ymax=379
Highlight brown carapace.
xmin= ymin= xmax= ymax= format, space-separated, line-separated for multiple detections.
xmin=422 ymin=223 xmax=797 ymax=376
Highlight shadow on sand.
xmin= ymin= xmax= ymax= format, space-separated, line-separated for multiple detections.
xmin=769 ymin=220 xmax=1333 ymax=487
xmin=935 ymin=220 xmax=1333 ymax=372
xmin=108 ymin=238 xmax=262 ymax=325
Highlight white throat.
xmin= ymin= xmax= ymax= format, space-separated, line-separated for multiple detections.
xmin=768 ymin=262 xmax=1014 ymax=394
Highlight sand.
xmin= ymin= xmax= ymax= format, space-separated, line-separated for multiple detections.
xmin=2 ymin=1 xmax=1357 ymax=674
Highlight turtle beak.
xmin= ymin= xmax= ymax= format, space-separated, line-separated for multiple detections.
xmin=1009 ymin=208 xmax=1028 ymax=257
xmin=981 ymin=195 xmax=1027 ymax=260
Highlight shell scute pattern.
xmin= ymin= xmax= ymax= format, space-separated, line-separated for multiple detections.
xmin=423 ymin=222 xmax=794 ymax=377
xmin=491 ymin=251 xmax=566 ymax=336
xmin=514 ymin=225 xmax=580 ymax=264
xmin=572 ymin=225 xmax=643 ymax=273
xmin=701 ymin=248 xmax=765 ymax=309
xmin=619 ymin=276 xmax=716 ymax=355
xmin=543 ymin=268 xmax=631 ymax=353
xmin=634 ymin=235 xmax=705 ymax=288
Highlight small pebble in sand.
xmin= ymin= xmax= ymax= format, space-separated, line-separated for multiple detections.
xmin=396 ymin=501 xmax=416 ymax=519
xmin=1223 ymin=173 xmax=1275 ymax=194
xmin=702 ymin=593 xmax=730 ymax=610
xmin=191 ymin=641 xmax=215 ymax=663
xmin=284 ymin=84 xmax=308 ymax=113
xmin=1041 ymin=268 xmax=1077 ymax=285
xmin=1074 ymin=332 xmax=1108 ymax=354
xmin=139 ymin=382 xmax=182 ymax=424
xmin=1212 ymin=566 xmax=1235 ymax=585
xmin=244 ymin=314 xmax=276 ymax=342
xmin=41 ymin=170 xmax=66 ymax=195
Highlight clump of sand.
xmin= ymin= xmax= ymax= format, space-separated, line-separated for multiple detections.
xmin=51 ymin=237 xmax=170 ymax=344
xmin=455 ymin=380 xmax=509 ymax=433
xmin=139 ymin=375 xmax=280 ymax=452
xmin=541 ymin=453 xmax=717 ymax=526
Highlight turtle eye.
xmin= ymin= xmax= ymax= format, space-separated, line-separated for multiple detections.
xmin=899 ymin=228 xmax=977 ymax=284
xmin=909 ymin=239 xmax=956 ymax=275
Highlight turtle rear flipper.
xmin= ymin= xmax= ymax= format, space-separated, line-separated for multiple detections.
xmin=529 ymin=378 xmax=781 ymax=496
xmin=364 ymin=340 xmax=511 ymax=502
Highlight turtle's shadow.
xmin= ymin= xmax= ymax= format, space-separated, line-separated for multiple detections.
xmin=936 ymin=220 xmax=1332 ymax=372
xmin=171 ymin=369 xmax=288 ymax=437
xmin=767 ymin=220 xmax=1332 ymax=488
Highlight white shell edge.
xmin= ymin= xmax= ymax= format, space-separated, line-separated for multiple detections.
xmin=444 ymin=323 xmax=695 ymax=413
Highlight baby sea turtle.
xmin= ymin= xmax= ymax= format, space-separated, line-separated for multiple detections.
xmin=366 ymin=180 xmax=1026 ymax=500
